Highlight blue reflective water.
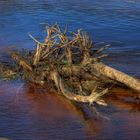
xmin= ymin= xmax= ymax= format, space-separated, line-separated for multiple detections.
xmin=0 ymin=0 xmax=140 ymax=47
xmin=0 ymin=0 xmax=140 ymax=74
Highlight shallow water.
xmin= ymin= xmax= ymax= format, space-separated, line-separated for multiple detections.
xmin=0 ymin=0 xmax=140 ymax=139
xmin=0 ymin=82 xmax=139 ymax=140
xmin=0 ymin=0 xmax=140 ymax=75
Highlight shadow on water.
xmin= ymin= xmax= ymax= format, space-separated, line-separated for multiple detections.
xmin=0 ymin=81 xmax=139 ymax=140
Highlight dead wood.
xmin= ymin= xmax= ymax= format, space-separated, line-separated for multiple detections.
xmin=0 ymin=23 xmax=140 ymax=109
xmin=50 ymin=70 xmax=108 ymax=105
xmin=62 ymin=63 xmax=140 ymax=93
xmin=11 ymin=53 xmax=32 ymax=72
xmin=89 ymin=62 xmax=140 ymax=93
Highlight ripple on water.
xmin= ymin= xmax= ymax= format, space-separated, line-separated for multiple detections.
xmin=0 ymin=0 xmax=140 ymax=139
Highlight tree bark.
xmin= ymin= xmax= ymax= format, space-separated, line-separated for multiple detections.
xmin=61 ymin=63 xmax=140 ymax=93
xmin=10 ymin=53 xmax=140 ymax=94
xmin=90 ymin=62 xmax=140 ymax=93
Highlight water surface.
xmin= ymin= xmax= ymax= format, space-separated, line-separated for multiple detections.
xmin=0 ymin=0 xmax=140 ymax=139
xmin=0 ymin=82 xmax=140 ymax=140
xmin=0 ymin=0 xmax=140 ymax=74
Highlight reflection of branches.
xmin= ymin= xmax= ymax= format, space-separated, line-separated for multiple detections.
xmin=10 ymin=83 xmax=140 ymax=139
xmin=1 ymin=23 xmax=140 ymax=130
xmin=25 ymin=84 xmax=102 ymax=135
xmin=106 ymin=95 xmax=140 ymax=112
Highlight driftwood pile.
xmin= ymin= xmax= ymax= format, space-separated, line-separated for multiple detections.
xmin=0 ymin=23 xmax=140 ymax=106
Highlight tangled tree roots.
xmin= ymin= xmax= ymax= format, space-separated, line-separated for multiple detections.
xmin=0 ymin=23 xmax=140 ymax=107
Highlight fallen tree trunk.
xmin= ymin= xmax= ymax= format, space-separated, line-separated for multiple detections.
xmin=61 ymin=65 xmax=120 ymax=85
xmin=1 ymin=23 xmax=139 ymax=117
xmin=90 ymin=63 xmax=140 ymax=93
xmin=11 ymin=53 xmax=140 ymax=94
xmin=62 ymin=63 xmax=140 ymax=94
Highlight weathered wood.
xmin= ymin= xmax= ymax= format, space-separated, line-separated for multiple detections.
xmin=90 ymin=62 xmax=140 ymax=93
xmin=11 ymin=53 xmax=32 ymax=72
xmin=10 ymin=53 xmax=140 ymax=94
xmin=61 ymin=65 xmax=118 ymax=85
xmin=61 ymin=65 xmax=95 ymax=80
xmin=50 ymin=70 xmax=108 ymax=105
xmin=62 ymin=63 xmax=140 ymax=93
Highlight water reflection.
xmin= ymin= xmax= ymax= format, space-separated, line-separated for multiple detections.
xmin=0 ymin=0 xmax=140 ymax=139
xmin=0 ymin=82 xmax=139 ymax=139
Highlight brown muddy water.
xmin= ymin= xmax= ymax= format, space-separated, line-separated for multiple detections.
xmin=0 ymin=82 xmax=139 ymax=140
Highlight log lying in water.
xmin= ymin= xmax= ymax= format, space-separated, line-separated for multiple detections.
xmin=90 ymin=63 xmax=140 ymax=93
xmin=62 ymin=63 xmax=140 ymax=93
xmin=1 ymin=23 xmax=140 ymax=107
xmin=11 ymin=53 xmax=140 ymax=95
